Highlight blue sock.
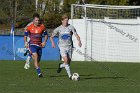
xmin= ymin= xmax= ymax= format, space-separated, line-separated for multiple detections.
xmin=36 ymin=68 xmax=41 ymax=75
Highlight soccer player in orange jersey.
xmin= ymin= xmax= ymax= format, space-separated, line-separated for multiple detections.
xmin=24 ymin=13 xmax=48 ymax=77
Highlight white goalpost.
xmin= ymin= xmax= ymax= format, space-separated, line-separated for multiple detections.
xmin=70 ymin=4 xmax=140 ymax=62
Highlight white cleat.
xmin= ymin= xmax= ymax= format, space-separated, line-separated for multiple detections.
xmin=24 ymin=63 xmax=30 ymax=69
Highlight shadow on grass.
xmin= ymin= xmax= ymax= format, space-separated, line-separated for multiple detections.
xmin=80 ymin=74 xmax=125 ymax=80
xmin=45 ymin=67 xmax=57 ymax=70
xmin=83 ymin=76 xmax=125 ymax=80
xmin=49 ymin=75 xmax=67 ymax=78
xmin=29 ymin=67 xmax=57 ymax=70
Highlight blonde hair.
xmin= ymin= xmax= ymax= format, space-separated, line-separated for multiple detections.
xmin=61 ymin=13 xmax=69 ymax=21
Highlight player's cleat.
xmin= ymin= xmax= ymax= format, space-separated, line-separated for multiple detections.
xmin=24 ymin=66 xmax=28 ymax=69
xmin=38 ymin=73 xmax=43 ymax=78
xmin=57 ymin=63 xmax=62 ymax=73
xmin=24 ymin=63 xmax=30 ymax=69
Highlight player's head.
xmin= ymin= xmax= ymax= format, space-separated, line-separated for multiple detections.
xmin=33 ymin=13 xmax=40 ymax=26
xmin=61 ymin=13 xmax=69 ymax=26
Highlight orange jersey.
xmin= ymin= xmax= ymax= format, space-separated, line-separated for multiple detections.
xmin=26 ymin=23 xmax=45 ymax=46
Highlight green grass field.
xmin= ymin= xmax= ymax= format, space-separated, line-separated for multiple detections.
xmin=0 ymin=60 xmax=140 ymax=93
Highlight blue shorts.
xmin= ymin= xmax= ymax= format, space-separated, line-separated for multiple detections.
xmin=29 ymin=45 xmax=42 ymax=56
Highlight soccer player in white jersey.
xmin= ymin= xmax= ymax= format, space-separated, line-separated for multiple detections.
xmin=50 ymin=14 xmax=82 ymax=79
xmin=24 ymin=22 xmax=33 ymax=69
xmin=24 ymin=36 xmax=32 ymax=69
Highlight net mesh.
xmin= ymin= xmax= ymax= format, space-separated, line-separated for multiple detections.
xmin=86 ymin=19 xmax=140 ymax=62
xmin=71 ymin=4 xmax=140 ymax=62
xmin=71 ymin=4 xmax=140 ymax=19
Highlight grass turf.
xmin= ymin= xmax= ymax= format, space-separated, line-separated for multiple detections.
xmin=0 ymin=60 xmax=140 ymax=93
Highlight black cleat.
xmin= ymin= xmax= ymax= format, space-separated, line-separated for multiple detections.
xmin=38 ymin=73 xmax=43 ymax=78
xmin=57 ymin=63 xmax=62 ymax=73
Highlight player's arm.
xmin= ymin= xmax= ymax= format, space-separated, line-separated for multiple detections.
xmin=50 ymin=27 xmax=59 ymax=48
xmin=50 ymin=35 xmax=55 ymax=48
xmin=74 ymin=33 xmax=82 ymax=47
xmin=72 ymin=27 xmax=82 ymax=47
xmin=41 ymin=29 xmax=48 ymax=48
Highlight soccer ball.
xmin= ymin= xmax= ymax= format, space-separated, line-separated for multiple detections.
xmin=72 ymin=73 xmax=80 ymax=81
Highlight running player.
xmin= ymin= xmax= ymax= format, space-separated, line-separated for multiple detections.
xmin=24 ymin=22 xmax=33 ymax=69
xmin=50 ymin=13 xmax=82 ymax=79
xmin=24 ymin=13 xmax=48 ymax=77
xmin=24 ymin=36 xmax=32 ymax=69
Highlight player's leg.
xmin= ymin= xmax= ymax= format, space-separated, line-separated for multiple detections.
xmin=32 ymin=53 xmax=39 ymax=68
xmin=58 ymin=47 xmax=72 ymax=79
xmin=66 ymin=48 xmax=73 ymax=79
xmin=24 ymin=56 xmax=31 ymax=69
xmin=67 ymin=48 xmax=72 ymax=65
xmin=26 ymin=53 xmax=31 ymax=65
xmin=37 ymin=47 xmax=42 ymax=68
xmin=57 ymin=48 xmax=66 ymax=73
xmin=30 ymin=45 xmax=43 ymax=77
xmin=65 ymin=48 xmax=73 ymax=79
xmin=32 ymin=52 xmax=43 ymax=77
xmin=24 ymin=50 xmax=31 ymax=69
xmin=38 ymin=47 xmax=42 ymax=61
xmin=62 ymin=56 xmax=72 ymax=79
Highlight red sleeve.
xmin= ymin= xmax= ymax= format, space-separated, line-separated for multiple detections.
xmin=42 ymin=24 xmax=45 ymax=31
xmin=26 ymin=26 xmax=31 ymax=32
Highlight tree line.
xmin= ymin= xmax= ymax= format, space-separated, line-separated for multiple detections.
xmin=0 ymin=0 xmax=139 ymax=29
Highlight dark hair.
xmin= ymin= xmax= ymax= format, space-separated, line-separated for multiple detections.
xmin=33 ymin=13 xmax=40 ymax=19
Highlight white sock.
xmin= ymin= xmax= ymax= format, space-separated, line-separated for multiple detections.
xmin=64 ymin=64 xmax=71 ymax=78
xmin=26 ymin=56 xmax=31 ymax=64
xmin=60 ymin=63 xmax=65 ymax=68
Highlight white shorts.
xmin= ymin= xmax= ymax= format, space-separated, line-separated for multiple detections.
xmin=59 ymin=46 xmax=72 ymax=58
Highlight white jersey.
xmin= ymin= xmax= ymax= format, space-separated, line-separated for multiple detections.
xmin=24 ymin=22 xmax=32 ymax=46
xmin=52 ymin=24 xmax=78 ymax=47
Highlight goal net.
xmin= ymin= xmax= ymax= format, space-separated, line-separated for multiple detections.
xmin=70 ymin=4 xmax=140 ymax=62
